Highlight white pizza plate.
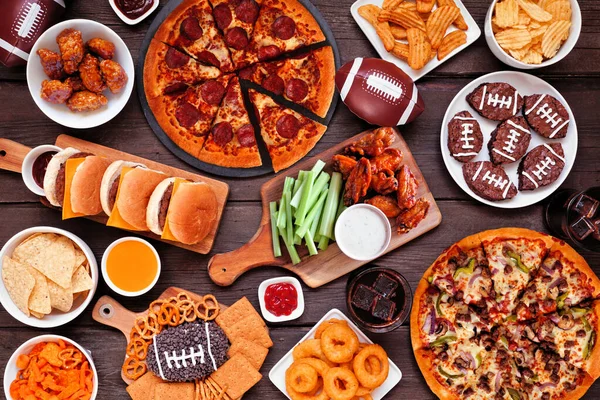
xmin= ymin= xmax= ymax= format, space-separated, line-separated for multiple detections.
xmin=440 ymin=71 xmax=578 ymax=209
xmin=350 ymin=0 xmax=481 ymax=82
xmin=269 ymin=308 xmax=402 ymax=399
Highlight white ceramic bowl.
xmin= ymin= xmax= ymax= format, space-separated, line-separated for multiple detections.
xmin=27 ymin=19 xmax=134 ymax=129
xmin=258 ymin=277 xmax=304 ymax=323
xmin=101 ymin=236 xmax=161 ymax=297
xmin=334 ymin=204 xmax=392 ymax=261
xmin=0 ymin=227 xmax=98 ymax=328
xmin=4 ymin=334 xmax=98 ymax=400
xmin=109 ymin=0 xmax=160 ymax=25
xmin=21 ymin=144 xmax=63 ymax=196
xmin=485 ymin=0 xmax=581 ymax=69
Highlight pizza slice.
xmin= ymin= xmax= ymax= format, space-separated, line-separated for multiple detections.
xmin=478 ymin=228 xmax=554 ymax=320
xmin=239 ymin=46 xmax=335 ymax=118
xmin=516 ymin=241 xmax=600 ymax=321
xmin=209 ymin=0 xmax=261 ymax=69
xmin=249 ymin=89 xmax=326 ymax=172
xmin=147 ymin=75 xmax=232 ymax=158
xmin=241 ymin=0 xmax=326 ymax=65
xmin=143 ymin=39 xmax=221 ymax=99
xmin=198 ymin=76 xmax=262 ymax=168
xmin=154 ymin=0 xmax=234 ymax=72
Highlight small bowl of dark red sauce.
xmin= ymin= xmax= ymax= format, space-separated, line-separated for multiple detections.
xmin=346 ymin=266 xmax=412 ymax=333
xmin=109 ymin=0 xmax=159 ymax=25
xmin=21 ymin=145 xmax=61 ymax=196
xmin=258 ymin=277 xmax=304 ymax=323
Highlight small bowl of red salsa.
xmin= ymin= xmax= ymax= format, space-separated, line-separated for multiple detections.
xmin=258 ymin=277 xmax=304 ymax=323
xmin=21 ymin=144 xmax=62 ymax=197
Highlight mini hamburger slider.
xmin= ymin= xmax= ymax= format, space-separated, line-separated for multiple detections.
xmin=43 ymin=147 xmax=110 ymax=216
xmin=106 ymin=166 xmax=166 ymax=231
xmin=146 ymin=178 xmax=217 ymax=245
xmin=100 ymin=160 xmax=147 ymax=216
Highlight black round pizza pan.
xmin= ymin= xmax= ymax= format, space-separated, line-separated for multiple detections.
xmin=136 ymin=0 xmax=341 ymax=178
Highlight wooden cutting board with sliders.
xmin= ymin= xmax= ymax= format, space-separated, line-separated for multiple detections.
xmin=92 ymin=286 xmax=228 ymax=385
xmin=208 ymin=127 xmax=442 ymax=288
xmin=0 ymin=135 xmax=229 ymax=254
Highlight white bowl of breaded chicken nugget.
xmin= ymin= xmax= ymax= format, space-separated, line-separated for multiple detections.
xmin=485 ymin=0 xmax=581 ymax=69
xmin=27 ymin=19 xmax=134 ymax=129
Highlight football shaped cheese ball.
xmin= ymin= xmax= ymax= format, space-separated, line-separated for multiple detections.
xmin=335 ymin=58 xmax=425 ymax=126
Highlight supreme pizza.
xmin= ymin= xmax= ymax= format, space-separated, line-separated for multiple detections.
xmin=411 ymin=228 xmax=600 ymax=400
xmin=143 ymin=0 xmax=335 ymax=171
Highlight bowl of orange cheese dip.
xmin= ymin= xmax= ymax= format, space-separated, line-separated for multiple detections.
xmin=101 ymin=237 xmax=160 ymax=297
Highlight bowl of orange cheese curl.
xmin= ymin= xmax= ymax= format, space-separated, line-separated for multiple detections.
xmin=4 ymin=335 xmax=98 ymax=400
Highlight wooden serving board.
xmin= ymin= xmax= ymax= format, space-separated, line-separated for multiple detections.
xmin=208 ymin=128 xmax=442 ymax=288
xmin=92 ymin=287 xmax=229 ymax=385
xmin=0 ymin=135 xmax=229 ymax=254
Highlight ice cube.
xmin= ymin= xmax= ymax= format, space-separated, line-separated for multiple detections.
xmin=570 ymin=217 xmax=595 ymax=241
xmin=593 ymin=219 xmax=600 ymax=241
xmin=573 ymin=194 xmax=599 ymax=218
xmin=351 ymin=284 xmax=379 ymax=312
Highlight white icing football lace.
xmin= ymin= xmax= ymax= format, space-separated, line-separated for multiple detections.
xmin=525 ymin=94 xmax=546 ymax=115
xmin=492 ymin=149 xmax=516 ymax=162
xmin=536 ymin=103 xmax=563 ymax=127
xmin=153 ymin=336 xmax=166 ymax=380
xmin=513 ymin=90 xmax=519 ymax=115
xmin=460 ymin=124 xmax=475 ymax=149
xmin=543 ymin=144 xmax=566 ymax=162
xmin=478 ymin=85 xmax=487 ymax=110
xmin=482 ymin=170 xmax=509 ymax=190
xmin=532 ymin=157 xmax=556 ymax=181
xmin=365 ymin=72 xmax=403 ymax=103
xmin=472 ymin=162 xmax=484 ymax=181
xmin=164 ymin=344 xmax=206 ymax=370
xmin=453 ymin=116 xmax=477 ymax=121
xmin=454 ymin=152 xmax=479 ymax=157
xmin=523 ymin=172 xmax=539 ymax=188
xmin=205 ymin=323 xmax=217 ymax=371
xmin=487 ymin=93 xmax=512 ymax=109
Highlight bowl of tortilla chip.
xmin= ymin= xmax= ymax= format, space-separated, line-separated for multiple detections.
xmin=0 ymin=227 xmax=98 ymax=328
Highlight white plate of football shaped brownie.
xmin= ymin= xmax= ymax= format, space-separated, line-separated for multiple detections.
xmin=440 ymin=71 xmax=577 ymax=209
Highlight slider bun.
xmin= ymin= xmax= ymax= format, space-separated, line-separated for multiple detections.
xmin=166 ymin=181 xmax=217 ymax=245
xmin=70 ymin=156 xmax=111 ymax=215
xmin=116 ymin=168 xmax=166 ymax=231
xmin=43 ymin=147 xmax=81 ymax=207
xmin=146 ymin=177 xmax=176 ymax=236
xmin=100 ymin=160 xmax=147 ymax=216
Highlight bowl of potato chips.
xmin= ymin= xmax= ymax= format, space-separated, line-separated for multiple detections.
xmin=485 ymin=0 xmax=581 ymax=68
xmin=0 ymin=227 xmax=98 ymax=328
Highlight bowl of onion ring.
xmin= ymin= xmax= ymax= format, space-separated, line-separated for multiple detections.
xmin=269 ymin=309 xmax=402 ymax=400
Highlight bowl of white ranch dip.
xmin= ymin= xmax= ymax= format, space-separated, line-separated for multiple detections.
xmin=335 ymin=204 xmax=392 ymax=261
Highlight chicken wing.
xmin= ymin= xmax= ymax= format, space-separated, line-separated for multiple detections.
xmin=40 ymin=80 xmax=72 ymax=104
xmin=56 ymin=28 xmax=84 ymax=75
xmin=397 ymin=165 xmax=418 ymax=209
xmin=67 ymin=90 xmax=108 ymax=112
xmin=87 ymin=38 xmax=115 ymax=60
xmin=370 ymin=170 xmax=398 ymax=195
xmin=100 ymin=59 xmax=128 ymax=94
xmin=397 ymin=198 xmax=429 ymax=233
xmin=332 ymin=154 xmax=357 ymax=180
xmin=65 ymin=76 xmax=84 ymax=92
xmin=37 ymin=48 xmax=65 ymax=80
xmin=343 ymin=158 xmax=371 ymax=206
xmin=365 ymin=195 xmax=401 ymax=218
xmin=370 ymin=148 xmax=403 ymax=174
xmin=345 ymin=127 xmax=395 ymax=157
xmin=79 ymin=54 xmax=105 ymax=93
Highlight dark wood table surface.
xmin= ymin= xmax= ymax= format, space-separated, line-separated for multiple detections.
xmin=1 ymin=0 xmax=599 ymax=398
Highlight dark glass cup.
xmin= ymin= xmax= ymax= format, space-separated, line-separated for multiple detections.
xmin=544 ymin=187 xmax=600 ymax=253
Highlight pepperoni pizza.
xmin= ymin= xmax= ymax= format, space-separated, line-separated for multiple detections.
xmin=411 ymin=228 xmax=600 ymax=400
xmin=144 ymin=0 xmax=335 ymax=171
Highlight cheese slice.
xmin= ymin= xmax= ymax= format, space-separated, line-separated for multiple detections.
xmin=62 ymin=158 xmax=86 ymax=220
xmin=161 ymin=178 xmax=187 ymax=242
xmin=106 ymin=167 xmax=144 ymax=231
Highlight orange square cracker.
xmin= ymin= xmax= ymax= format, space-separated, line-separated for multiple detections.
xmin=227 ymin=338 xmax=269 ymax=370
xmin=221 ymin=313 xmax=273 ymax=348
xmin=211 ymin=354 xmax=262 ymax=399
xmin=126 ymin=372 xmax=163 ymax=400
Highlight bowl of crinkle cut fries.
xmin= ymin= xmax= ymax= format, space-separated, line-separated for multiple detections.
xmin=485 ymin=0 xmax=581 ymax=69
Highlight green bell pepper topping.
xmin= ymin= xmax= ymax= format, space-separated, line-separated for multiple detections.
xmin=507 ymin=388 xmax=521 ymax=400
xmin=506 ymin=315 xmax=517 ymax=322
xmin=436 ymin=293 xmax=444 ymax=317
xmin=583 ymin=316 xmax=592 ymax=332
xmin=500 ymin=336 xmax=509 ymax=349
xmin=475 ymin=353 xmax=482 ymax=368
xmin=430 ymin=335 xmax=457 ymax=347
xmin=584 ymin=331 xmax=596 ymax=360
xmin=453 ymin=258 xmax=476 ymax=279
xmin=507 ymin=251 xmax=529 ymax=273
xmin=571 ymin=307 xmax=588 ymax=319
xmin=557 ymin=291 xmax=569 ymax=309
xmin=427 ymin=275 xmax=433 ymax=284
xmin=438 ymin=365 xmax=464 ymax=379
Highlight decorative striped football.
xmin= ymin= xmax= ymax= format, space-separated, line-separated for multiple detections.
xmin=335 ymin=58 xmax=425 ymax=126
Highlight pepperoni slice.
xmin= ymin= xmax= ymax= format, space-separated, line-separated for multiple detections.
xmin=272 ymin=16 xmax=296 ymax=40
xmin=224 ymin=83 xmax=238 ymax=103
xmin=175 ymin=102 xmax=202 ymax=128
xmin=262 ymin=74 xmax=284 ymax=95
xmin=285 ymin=78 xmax=308 ymax=102
xmin=180 ymin=16 xmax=203 ymax=40
xmin=225 ymin=27 xmax=249 ymax=51
xmin=258 ymin=45 xmax=281 ymax=61
xmin=238 ymin=65 xmax=256 ymax=80
xmin=196 ymin=51 xmax=220 ymax=68
xmin=200 ymin=80 xmax=226 ymax=105
xmin=235 ymin=0 xmax=259 ymax=24
xmin=165 ymin=47 xmax=189 ymax=68
xmin=276 ymin=114 xmax=301 ymax=139
xmin=213 ymin=4 xmax=232 ymax=31
xmin=212 ymin=122 xmax=234 ymax=146
xmin=230 ymin=0 xmax=243 ymax=7
xmin=237 ymin=124 xmax=256 ymax=147
xmin=164 ymin=82 xmax=188 ymax=95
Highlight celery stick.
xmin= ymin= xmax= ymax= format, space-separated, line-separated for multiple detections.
xmin=278 ymin=226 xmax=301 ymax=265
xmin=318 ymin=172 xmax=343 ymax=239
xmin=292 ymin=175 xmax=303 ymax=199
xmin=276 ymin=202 xmax=286 ymax=230
xmin=295 ymin=171 xmax=315 ymax=226
xmin=311 ymin=159 xmax=326 ymax=176
xmin=270 ymin=202 xmax=281 ymax=257
xmin=290 ymin=171 xmax=306 ymax=209
xmin=331 ymin=195 xmax=347 ymax=242
xmin=296 ymin=188 xmax=328 ymax=238
xmin=294 ymin=234 xmax=302 ymax=245
xmin=305 ymin=230 xmax=318 ymax=256
xmin=306 ymin=172 xmax=330 ymax=212
xmin=318 ymin=235 xmax=329 ymax=250
xmin=284 ymin=191 xmax=294 ymax=243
